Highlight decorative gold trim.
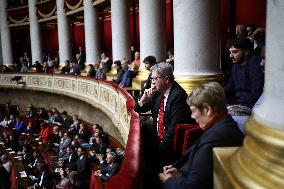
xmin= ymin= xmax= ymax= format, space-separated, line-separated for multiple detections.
xmin=38 ymin=15 xmax=57 ymax=23
xmin=37 ymin=0 xmax=53 ymax=5
xmin=37 ymin=5 xmax=56 ymax=18
xmin=175 ymin=74 xmax=223 ymax=94
xmin=229 ymin=117 xmax=284 ymax=188
xmin=93 ymin=0 xmax=106 ymax=6
xmin=8 ymin=15 xmax=28 ymax=24
xmin=65 ymin=0 xmax=83 ymax=10
xmin=8 ymin=22 xmax=29 ymax=27
xmin=66 ymin=7 xmax=84 ymax=15
xmin=7 ymin=5 xmax=28 ymax=11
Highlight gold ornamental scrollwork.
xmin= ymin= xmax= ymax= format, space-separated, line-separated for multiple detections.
xmin=8 ymin=15 xmax=28 ymax=24
xmin=65 ymin=0 xmax=83 ymax=10
xmin=37 ymin=5 xmax=56 ymax=18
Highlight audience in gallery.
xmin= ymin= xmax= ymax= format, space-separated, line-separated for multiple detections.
xmin=159 ymin=82 xmax=244 ymax=189
xmin=225 ymin=37 xmax=264 ymax=109
xmin=141 ymin=55 xmax=157 ymax=94
xmin=166 ymin=49 xmax=174 ymax=70
xmin=119 ymin=59 xmax=133 ymax=88
xmin=87 ymin=64 xmax=96 ymax=77
xmin=0 ymin=102 xmax=125 ymax=188
xmin=112 ymin=60 xmax=125 ymax=84
xmin=131 ymin=51 xmax=141 ymax=72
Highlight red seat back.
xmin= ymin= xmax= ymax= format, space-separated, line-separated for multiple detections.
xmin=174 ymin=124 xmax=203 ymax=157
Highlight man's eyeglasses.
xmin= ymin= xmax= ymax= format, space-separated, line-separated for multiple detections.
xmin=150 ymin=76 xmax=164 ymax=81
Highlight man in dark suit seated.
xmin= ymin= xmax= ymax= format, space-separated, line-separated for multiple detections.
xmin=62 ymin=145 xmax=78 ymax=166
xmin=159 ymin=82 xmax=244 ymax=189
xmin=136 ymin=62 xmax=193 ymax=167
xmin=95 ymin=151 xmax=120 ymax=182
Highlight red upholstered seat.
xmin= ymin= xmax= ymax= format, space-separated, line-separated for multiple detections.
xmin=182 ymin=127 xmax=204 ymax=154
xmin=174 ymin=124 xmax=203 ymax=157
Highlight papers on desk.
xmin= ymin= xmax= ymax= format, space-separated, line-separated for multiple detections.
xmin=6 ymin=148 xmax=12 ymax=151
xmin=9 ymin=151 xmax=15 ymax=154
xmin=0 ymin=142 xmax=4 ymax=145
xmin=19 ymin=171 xmax=27 ymax=178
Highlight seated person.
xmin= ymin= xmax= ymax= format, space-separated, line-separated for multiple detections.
xmin=76 ymin=123 xmax=90 ymax=143
xmin=159 ymin=82 xmax=244 ymax=189
xmin=14 ymin=116 xmax=25 ymax=132
xmin=37 ymin=108 xmax=48 ymax=121
xmin=58 ymin=132 xmax=72 ymax=157
xmin=90 ymin=134 xmax=107 ymax=158
xmin=25 ymin=104 xmax=37 ymax=118
xmin=0 ymin=115 xmax=9 ymax=127
xmin=95 ymin=151 xmax=120 ymax=182
xmin=62 ymin=145 xmax=78 ymax=166
xmin=131 ymin=51 xmax=141 ymax=72
xmin=87 ymin=64 xmax=96 ymax=77
xmin=29 ymin=162 xmax=52 ymax=188
xmin=225 ymin=38 xmax=264 ymax=108
xmin=60 ymin=60 xmax=71 ymax=74
xmin=119 ymin=59 xmax=132 ymax=88
xmin=25 ymin=121 xmax=36 ymax=135
xmin=61 ymin=111 xmax=73 ymax=129
xmin=35 ymin=122 xmax=51 ymax=144
xmin=112 ymin=60 xmax=125 ymax=84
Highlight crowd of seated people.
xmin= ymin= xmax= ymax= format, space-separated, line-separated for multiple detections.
xmin=0 ymin=103 xmax=125 ymax=188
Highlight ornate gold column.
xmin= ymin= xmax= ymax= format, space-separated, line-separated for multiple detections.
xmin=214 ymin=1 xmax=284 ymax=188
xmin=173 ymin=0 xmax=222 ymax=93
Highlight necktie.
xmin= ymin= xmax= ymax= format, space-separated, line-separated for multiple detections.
xmin=157 ymin=95 xmax=165 ymax=142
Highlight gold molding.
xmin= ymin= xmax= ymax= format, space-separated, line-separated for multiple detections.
xmin=7 ymin=5 xmax=28 ymax=11
xmin=65 ymin=0 xmax=83 ymax=11
xmin=38 ymin=5 xmax=56 ymax=18
xmin=93 ymin=0 xmax=106 ymax=6
xmin=214 ymin=116 xmax=284 ymax=188
xmin=230 ymin=117 xmax=284 ymax=188
xmin=38 ymin=15 xmax=57 ymax=23
xmin=175 ymin=74 xmax=223 ymax=94
xmin=8 ymin=15 xmax=28 ymax=24
xmin=66 ymin=7 xmax=84 ymax=15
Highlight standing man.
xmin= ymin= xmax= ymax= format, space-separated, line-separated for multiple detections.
xmin=225 ymin=38 xmax=264 ymax=108
xmin=136 ymin=62 xmax=192 ymax=167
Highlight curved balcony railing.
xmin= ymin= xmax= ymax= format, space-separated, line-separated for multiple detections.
xmin=0 ymin=73 xmax=141 ymax=189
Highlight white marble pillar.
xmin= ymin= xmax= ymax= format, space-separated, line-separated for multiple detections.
xmin=28 ymin=0 xmax=42 ymax=63
xmin=0 ymin=0 xmax=13 ymax=65
xmin=174 ymin=0 xmax=220 ymax=76
xmin=254 ymin=1 xmax=284 ymax=130
xmin=84 ymin=0 xmax=101 ymax=64
xmin=139 ymin=0 xmax=166 ymax=63
xmin=56 ymin=0 xmax=71 ymax=65
xmin=111 ymin=0 xmax=130 ymax=61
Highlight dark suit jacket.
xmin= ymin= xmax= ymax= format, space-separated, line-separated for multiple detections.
xmin=100 ymin=162 xmax=120 ymax=182
xmin=63 ymin=153 xmax=78 ymax=165
xmin=36 ymin=170 xmax=51 ymax=188
xmin=135 ymin=81 xmax=193 ymax=164
xmin=0 ymin=165 xmax=11 ymax=189
xmin=76 ymin=155 xmax=87 ymax=175
xmin=163 ymin=115 xmax=244 ymax=189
